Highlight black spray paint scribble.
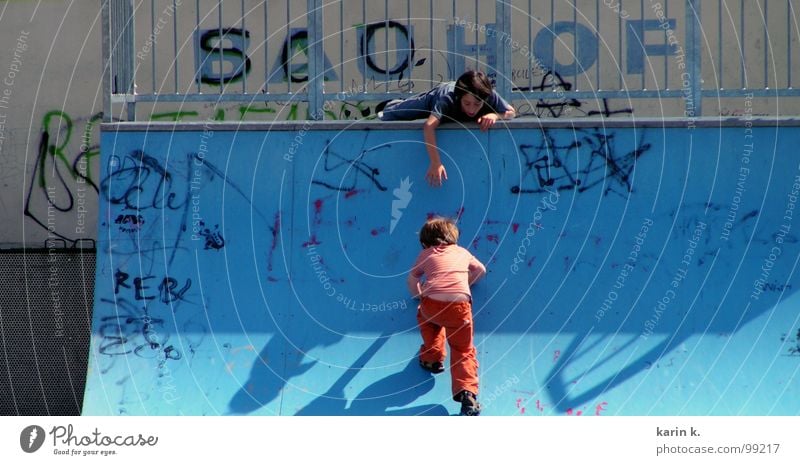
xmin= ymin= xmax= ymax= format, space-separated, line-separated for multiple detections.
xmin=196 ymin=222 xmax=225 ymax=250
xmin=511 ymin=129 xmax=651 ymax=197
xmin=312 ymin=140 xmax=391 ymax=192
xmin=513 ymin=72 xmax=632 ymax=119
xmin=97 ymin=298 xmax=182 ymax=364
xmin=781 ymin=328 xmax=800 ymax=356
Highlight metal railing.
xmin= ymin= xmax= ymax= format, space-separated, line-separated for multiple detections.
xmin=102 ymin=0 xmax=799 ymax=121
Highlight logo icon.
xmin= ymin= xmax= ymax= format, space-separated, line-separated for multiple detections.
xmin=390 ymin=177 xmax=413 ymax=234
xmin=20 ymin=425 xmax=45 ymax=453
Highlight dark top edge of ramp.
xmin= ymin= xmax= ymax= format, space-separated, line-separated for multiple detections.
xmin=101 ymin=117 xmax=800 ymax=132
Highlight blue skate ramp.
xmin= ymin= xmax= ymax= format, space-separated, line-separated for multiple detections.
xmin=83 ymin=121 xmax=800 ymax=415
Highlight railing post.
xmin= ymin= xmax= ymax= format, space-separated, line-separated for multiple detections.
xmin=102 ymin=0 xmax=111 ymax=122
xmin=687 ymin=0 xmax=703 ymax=118
xmin=307 ymin=0 xmax=324 ymax=120
xmin=495 ymin=0 xmax=512 ymax=101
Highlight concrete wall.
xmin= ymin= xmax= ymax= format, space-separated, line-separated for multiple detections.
xmin=1 ymin=1 xmax=798 ymax=246
xmin=82 ymin=122 xmax=800 ymax=415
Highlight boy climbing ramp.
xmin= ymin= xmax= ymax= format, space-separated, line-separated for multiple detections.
xmin=407 ymin=217 xmax=486 ymax=416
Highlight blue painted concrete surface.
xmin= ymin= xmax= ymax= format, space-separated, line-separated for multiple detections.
xmin=84 ymin=124 xmax=800 ymax=415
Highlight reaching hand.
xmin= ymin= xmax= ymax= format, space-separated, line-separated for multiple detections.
xmin=426 ymin=162 xmax=448 ymax=187
xmin=477 ymin=113 xmax=499 ymax=131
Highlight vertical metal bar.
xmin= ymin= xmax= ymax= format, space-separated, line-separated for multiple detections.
xmin=573 ymin=0 xmax=578 ymax=87
xmin=789 ymin=0 xmax=793 ymax=87
xmin=340 ymin=0 xmax=344 ymax=93
xmin=641 ymin=0 xmax=645 ymax=89
xmin=764 ymin=0 xmax=769 ymax=88
xmin=618 ymin=0 xmax=622 ymax=88
xmin=688 ymin=0 xmax=703 ymax=115
xmin=307 ymin=0 xmax=323 ymax=119
xmin=718 ymin=0 xmax=723 ymax=88
xmin=102 ymin=0 xmax=111 ymax=122
xmin=528 ymin=0 xmax=533 ymax=89
xmin=474 ymin=0 xmax=479 ymax=70
xmin=664 ymin=0 xmax=669 ymax=89
xmin=430 ymin=1 xmax=433 ymax=84
xmin=385 ymin=0 xmax=389 ymax=85
xmin=151 ymin=0 xmax=156 ymax=92
xmin=287 ymin=0 xmax=291 ymax=93
xmin=196 ymin=0 xmax=201 ymax=93
xmin=551 ymin=0 xmax=555 ymax=82
xmin=495 ymin=0 xmax=511 ymax=99
xmin=596 ymin=0 xmax=600 ymax=89
xmin=263 ymin=0 xmax=272 ymax=94
xmin=407 ymin=0 xmax=411 ymax=91
xmin=219 ymin=0 xmax=224 ymax=94
xmin=173 ymin=0 xmax=179 ymax=93
xmin=362 ymin=0 xmax=366 ymax=92
xmin=242 ymin=0 xmax=247 ymax=93
xmin=741 ymin=0 xmax=745 ymax=87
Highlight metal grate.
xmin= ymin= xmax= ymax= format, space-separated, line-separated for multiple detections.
xmin=0 ymin=249 xmax=95 ymax=416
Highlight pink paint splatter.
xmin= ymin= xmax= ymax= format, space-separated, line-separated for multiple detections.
xmin=302 ymin=235 xmax=321 ymax=247
xmin=313 ymin=199 xmax=324 ymax=224
xmin=594 ymin=402 xmax=608 ymax=416
xmin=536 ymin=400 xmax=546 ymax=412
xmin=344 ymin=189 xmax=362 ymax=199
xmin=486 ymin=234 xmax=499 ymax=244
xmin=553 ymin=350 xmax=561 ymax=362
xmin=426 ymin=212 xmax=436 ymax=220
xmin=511 ymin=223 xmax=520 ymax=233
xmin=471 ymin=238 xmax=480 ymax=250
xmin=566 ymin=408 xmax=583 ymax=416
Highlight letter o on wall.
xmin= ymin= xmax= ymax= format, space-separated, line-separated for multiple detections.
xmin=533 ymin=21 xmax=598 ymax=76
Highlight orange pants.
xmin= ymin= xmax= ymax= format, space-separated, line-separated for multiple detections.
xmin=417 ymin=297 xmax=479 ymax=400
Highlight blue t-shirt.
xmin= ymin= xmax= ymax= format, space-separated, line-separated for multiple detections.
xmin=379 ymin=82 xmax=512 ymax=123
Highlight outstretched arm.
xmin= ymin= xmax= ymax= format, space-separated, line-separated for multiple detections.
xmin=423 ymin=115 xmax=447 ymax=187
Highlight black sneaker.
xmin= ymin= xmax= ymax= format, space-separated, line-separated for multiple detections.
xmin=458 ymin=390 xmax=481 ymax=416
xmin=419 ymin=359 xmax=445 ymax=374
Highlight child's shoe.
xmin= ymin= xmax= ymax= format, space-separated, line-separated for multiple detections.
xmin=458 ymin=390 xmax=481 ymax=416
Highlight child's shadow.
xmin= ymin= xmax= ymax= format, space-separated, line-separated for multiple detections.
xmin=227 ymin=329 xmax=342 ymax=415
xmin=296 ymin=336 xmax=448 ymax=416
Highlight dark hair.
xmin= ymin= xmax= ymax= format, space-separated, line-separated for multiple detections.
xmin=454 ymin=70 xmax=493 ymax=102
xmin=419 ymin=217 xmax=460 ymax=248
